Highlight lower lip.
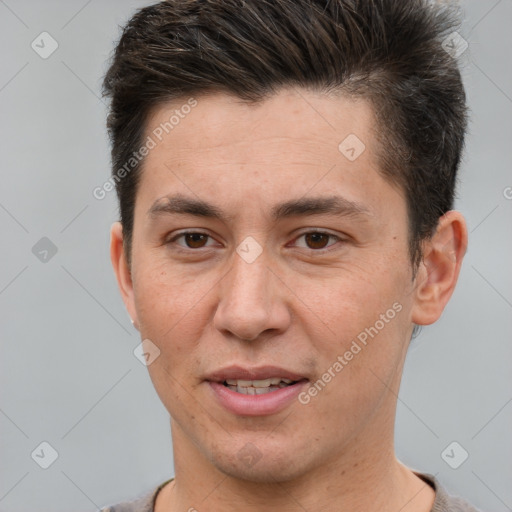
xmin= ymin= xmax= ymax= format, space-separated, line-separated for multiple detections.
xmin=208 ymin=380 xmax=308 ymax=416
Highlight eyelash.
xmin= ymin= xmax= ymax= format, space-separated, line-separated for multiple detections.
xmin=166 ymin=230 xmax=344 ymax=253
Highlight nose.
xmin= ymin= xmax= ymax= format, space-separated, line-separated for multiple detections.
xmin=213 ymin=248 xmax=291 ymax=342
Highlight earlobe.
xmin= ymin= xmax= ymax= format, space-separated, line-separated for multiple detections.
xmin=411 ymin=211 xmax=468 ymax=326
xmin=110 ymin=222 xmax=140 ymax=331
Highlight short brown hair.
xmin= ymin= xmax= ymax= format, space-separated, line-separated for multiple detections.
xmin=102 ymin=0 xmax=468 ymax=270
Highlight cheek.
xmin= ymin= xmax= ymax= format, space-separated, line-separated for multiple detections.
xmin=132 ymin=264 xmax=207 ymax=410
xmin=304 ymin=289 xmax=408 ymax=435
xmin=133 ymin=256 xmax=210 ymax=338
xmin=301 ymin=258 xmax=410 ymax=382
xmin=303 ymin=261 xmax=404 ymax=334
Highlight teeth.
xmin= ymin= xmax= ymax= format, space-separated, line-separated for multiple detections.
xmin=225 ymin=377 xmax=295 ymax=387
xmin=245 ymin=386 xmax=255 ymax=395
xmin=223 ymin=377 xmax=298 ymax=395
xmin=252 ymin=379 xmax=272 ymax=388
xmin=228 ymin=385 xmax=282 ymax=395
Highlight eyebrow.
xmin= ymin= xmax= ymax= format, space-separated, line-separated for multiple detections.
xmin=147 ymin=193 xmax=371 ymax=222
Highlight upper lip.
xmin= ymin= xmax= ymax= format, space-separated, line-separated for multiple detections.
xmin=205 ymin=365 xmax=307 ymax=382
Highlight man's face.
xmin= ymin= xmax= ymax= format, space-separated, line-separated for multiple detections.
xmin=120 ymin=88 xmax=420 ymax=481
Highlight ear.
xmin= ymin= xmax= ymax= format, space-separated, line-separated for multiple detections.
xmin=411 ymin=211 xmax=468 ymax=326
xmin=110 ymin=222 xmax=139 ymax=330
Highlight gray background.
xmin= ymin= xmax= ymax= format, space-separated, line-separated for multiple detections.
xmin=0 ymin=1 xmax=511 ymax=511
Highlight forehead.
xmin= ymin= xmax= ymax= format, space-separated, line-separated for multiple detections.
xmin=145 ymin=88 xmax=376 ymax=157
xmin=135 ymin=88 xmax=400 ymax=219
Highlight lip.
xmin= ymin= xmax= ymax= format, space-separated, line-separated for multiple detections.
xmin=205 ymin=365 xmax=307 ymax=382
xmin=205 ymin=365 xmax=309 ymax=416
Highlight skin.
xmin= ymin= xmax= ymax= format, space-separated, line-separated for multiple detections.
xmin=110 ymin=87 xmax=467 ymax=512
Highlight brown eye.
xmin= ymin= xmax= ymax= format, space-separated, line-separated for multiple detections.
xmin=167 ymin=231 xmax=214 ymax=250
xmin=183 ymin=233 xmax=209 ymax=248
xmin=293 ymin=231 xmax=341 ymax=251
xmin=304 ymin=232 xmax=331 ymax=249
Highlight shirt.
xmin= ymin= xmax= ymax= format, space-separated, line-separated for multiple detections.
xmin=98 ymin=472 xmax=482 ymax=511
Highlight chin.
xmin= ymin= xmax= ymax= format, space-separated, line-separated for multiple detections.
xmin=217 ymin=461 xmax=309 ymax=484
xmin=211 ymin=442 xmax=314 ymax=483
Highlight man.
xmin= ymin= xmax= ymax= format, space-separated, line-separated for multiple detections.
xmin=101 ymin=0 xmax=480 ymax=510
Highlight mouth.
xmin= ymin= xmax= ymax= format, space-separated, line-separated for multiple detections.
xmin=222 ymin=377 xmax=298 ymax=395
xmin=205 ymin=366 xmax=309 ymax=416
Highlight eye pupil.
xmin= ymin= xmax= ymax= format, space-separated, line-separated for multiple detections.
xmin=305 ymin=233 xmax=329 ymax=249
xmin=185 ymin=233 xmax=208 ymax=248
